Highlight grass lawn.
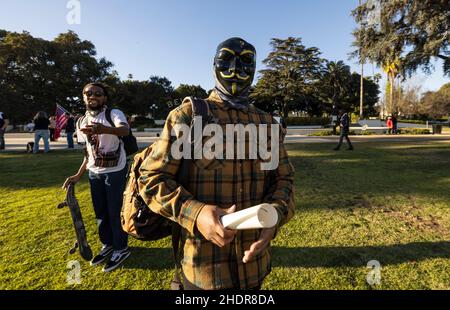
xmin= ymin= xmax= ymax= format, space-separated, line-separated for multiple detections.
xmin=0 ymin=141 xmax=449 ymax=290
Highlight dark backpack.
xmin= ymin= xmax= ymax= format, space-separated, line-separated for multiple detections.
xmin=104 ymin=108 xmax=139 ymax=156
xmin=120 ymin=97 xmax=211 ymax=290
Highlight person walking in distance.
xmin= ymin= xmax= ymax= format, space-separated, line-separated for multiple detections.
xmin=333 ymin=110 xmax=353 ymax=151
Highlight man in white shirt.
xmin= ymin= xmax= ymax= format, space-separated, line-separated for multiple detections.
xmin=63 ymin=83 xmax=131 ymax=272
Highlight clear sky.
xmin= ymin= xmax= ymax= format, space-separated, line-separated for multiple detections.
xmin=0 ymin=0 xmax=447 ymax=94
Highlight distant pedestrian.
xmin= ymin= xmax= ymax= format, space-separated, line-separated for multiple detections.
xmin=392 ymin=115 xmax=398 ymax=134
xmin=386 ymin=116 xmax=393 ymax=135
xmin=26 ymin=121 xmax=35 ymax=132
xmin=0 ymin=111 xmax=9 ymax=150
xmin=333 ymin=110 xmax=353 ymax=151
xmin=272 ymin=110 xmax=287 ymax=138
xmin=64 ymin=112 xmax=75 ymax=149
xmin=49 ymin=116 xmax=56 ymax=141
xmin=33 ymin=111 xmax=50 ymax=153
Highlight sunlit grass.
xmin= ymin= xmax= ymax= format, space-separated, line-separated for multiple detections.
xmin=1 ymin=141 xmax=449 ymax=289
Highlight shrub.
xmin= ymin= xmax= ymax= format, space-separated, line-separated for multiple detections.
xmin=359 ymin=130 xmax=375 ymax=135
xmin=398 ymin=118 xmax=448 ymax=125
xmin=397 ymin=128 xmax=431 ymax=135
xmin=309 ymin=130 xmax=334 ymax=136
xmin=286 ymin=117 xmax=330 ymax=126
xmin=398 ymin=119 xmax=426 ymax=125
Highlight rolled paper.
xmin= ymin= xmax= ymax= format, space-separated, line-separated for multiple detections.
xmin=221 ymin=204 xmax=278 ymax=230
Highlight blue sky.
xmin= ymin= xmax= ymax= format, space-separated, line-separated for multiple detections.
xmin=0 ymin=0 xmax=447 ymax=93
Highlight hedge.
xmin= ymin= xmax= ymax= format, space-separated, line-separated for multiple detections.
xmin=286 ymin=117 xmax=330 ymax=126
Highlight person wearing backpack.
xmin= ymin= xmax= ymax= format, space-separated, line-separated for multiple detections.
xmin=138 ymin=38 xmax=295 ymax=290
xmin=62 ymin=82 xmax=133 ymax=272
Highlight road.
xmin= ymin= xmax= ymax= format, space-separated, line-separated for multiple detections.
xmin=2 ymin=132 xmax=449 ymax=152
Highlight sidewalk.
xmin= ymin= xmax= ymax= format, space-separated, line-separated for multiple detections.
xmin=2 ymin=132 xmax=449 ymax=152
xmin=2 ymin=133 xmax=158 ymax=152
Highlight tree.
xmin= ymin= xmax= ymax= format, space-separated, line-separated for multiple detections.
xmin=251 ymin=37 xmax=324 ymax=117
xmin=113 ymin=76 xmax=174 ymax=119
xmin=353 ymin=0 xmax=449 ymax=77
xmin=174 ymin=84 xmax=207 ymax=99
xmin=420 ymin=83 xmax=450 ymax=118
xmin=317 ymin=61 xmax=379 ymax=117
xmin=319 ymin=61 xmax=352 ymax=113
xmin=0 ymin=30 xmax=114 ymax=122
xmin=347 ymin=73 xmax=380 ymax=117
xmin=395 ymin=83 xmax=423 ymax=118
xmin=52 ymin=31 xmax=114 ymax=114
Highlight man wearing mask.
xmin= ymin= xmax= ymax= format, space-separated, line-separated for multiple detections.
xmin=139 ymin=38 xmax=295 ymax=290
xmin=62 ymin=83 xmax=130 ymax=272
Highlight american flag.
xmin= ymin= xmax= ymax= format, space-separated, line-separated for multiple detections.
xmin=55 ymin=104 xmax=70 ymax=140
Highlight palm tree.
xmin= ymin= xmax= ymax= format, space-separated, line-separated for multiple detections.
xmin=323 ymin=60 xmax=352 ymax=110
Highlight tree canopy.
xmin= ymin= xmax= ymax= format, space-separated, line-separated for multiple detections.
xmin=252 ymin=38 xmax=380 ymax=117
xmin=1 ymin=31 xmax=382 ymax=123
xmin=0 ymin=30 xmax=114 ymax=122
xmin=352 ymin=0 xmax=449 ymax=77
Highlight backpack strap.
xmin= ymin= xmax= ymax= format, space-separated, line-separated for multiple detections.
xmin=189 ymin=96 xmax=211 ymax=122
xmin=76 ymin=115 xmax=85 ymax=131
xmin=105 ymin=108 xmax=115 ymax=128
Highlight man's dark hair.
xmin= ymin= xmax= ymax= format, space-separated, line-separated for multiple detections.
xmin=83 ymin=82 xmax=109 ymax=97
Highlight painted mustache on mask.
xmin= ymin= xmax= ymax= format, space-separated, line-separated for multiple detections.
xmin=219 ymin=71 xmax=251 ymax=80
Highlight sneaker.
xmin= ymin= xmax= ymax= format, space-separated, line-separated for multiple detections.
xmin=102 ymin=248 xmax=131 ymax=272
xmin=90 ymin=245 xmax=113 ymax=266
xmin=333 ymin=147 xmax=340 ymax=151
xmin=347 ymin=147 xmax=354 ymax=151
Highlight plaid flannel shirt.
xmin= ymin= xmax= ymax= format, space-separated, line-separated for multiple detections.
xmin=138 ymin=91 xmax=295 ymax=289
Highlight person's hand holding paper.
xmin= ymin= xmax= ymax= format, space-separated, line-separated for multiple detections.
xmin=196 ymin=204 xmax=237 ymax=248
xmin=220 ymin=203 xmax=279 ymax=264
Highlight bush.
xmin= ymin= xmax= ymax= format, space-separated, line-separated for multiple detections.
xmin=133 ymin=117 xmax=155 ymax=127
xmin=359 ymin=130 xmax=375 ymax=135
xmin=398 ymin=119 xmax=426 ymax=125
xmin=309 ymin=130 xmax=334 ymax=136
xmin=286 ymin=117 xmax=330 ymax=126
xmin=398 ymin=118 xmax=448 ymax=125
xmin=397 ymin=128 xmax=431 ymax=135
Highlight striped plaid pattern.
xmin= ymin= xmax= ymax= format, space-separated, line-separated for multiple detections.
xmin=138 ymin=91 xmax=295 ymax=289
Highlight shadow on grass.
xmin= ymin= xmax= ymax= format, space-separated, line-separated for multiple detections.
xmin=271 ymin=241 xmax=450 ymax=268
xmin=122 ymin=241 xmax=450 ymax=270
xmin=123 ymin=246 xmax=173 ymax=270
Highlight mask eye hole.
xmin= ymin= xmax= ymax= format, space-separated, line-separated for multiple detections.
xmin=218 ymin=50 xmax=234 ymax=61
xmin=240 ymin=53 xmax=254 ymax=65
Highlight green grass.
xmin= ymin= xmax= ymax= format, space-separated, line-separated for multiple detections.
xmin=1 ymin=141 xmax=449 ymax=290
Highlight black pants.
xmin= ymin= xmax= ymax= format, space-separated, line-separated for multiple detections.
xmin=0 ymin=128 xmax=5 ymax=149
xmin=336 ymin=132 xmax=353 ymax=149
xmin=88 ymin=166 xmax=128 ymax=250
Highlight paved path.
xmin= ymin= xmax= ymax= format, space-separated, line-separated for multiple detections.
xmin=2 ymin=132 xmax=449 ymax=152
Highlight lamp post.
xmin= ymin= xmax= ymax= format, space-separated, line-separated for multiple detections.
xmin=331 ymin=104 xmax=338 ymax=135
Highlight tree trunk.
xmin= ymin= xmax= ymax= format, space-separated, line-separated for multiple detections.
xmin=360 ymin=61 xmax=364 ymax=120
xmin=389 ymin=72 xmax=394 ymax=115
